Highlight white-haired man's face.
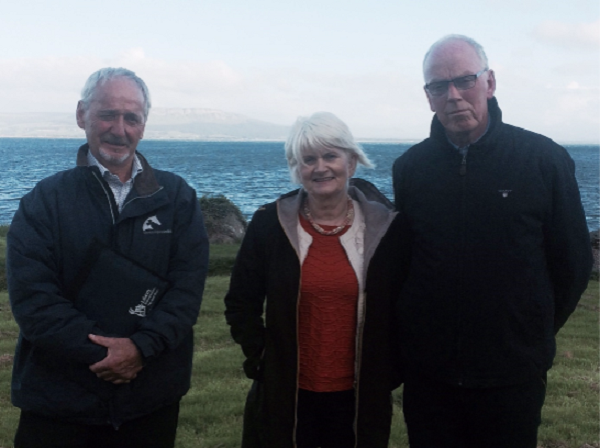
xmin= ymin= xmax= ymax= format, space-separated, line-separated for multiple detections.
xmin=76 ymin=77 xmax=146 ymax=171
xmin=423 ymin=40 xmax=496 ymax=145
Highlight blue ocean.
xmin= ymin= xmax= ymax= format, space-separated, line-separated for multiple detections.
xmin=1 ymin=138 xmax=598 ymax=231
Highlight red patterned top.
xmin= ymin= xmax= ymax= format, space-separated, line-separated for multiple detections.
xmin=298 ymin=214 xmax=358 ymax=392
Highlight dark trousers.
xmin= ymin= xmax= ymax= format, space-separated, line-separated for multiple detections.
xmin=402 ymin=373 xmax=547 ymax=448
xmin=14 ymin=401 xmax=180 ymax=448
xmin=295 ymin=388 xmax=356 ymax=448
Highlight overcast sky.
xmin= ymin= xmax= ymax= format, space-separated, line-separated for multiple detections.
xmin=1 ymin=0 xmax=598 ymax=142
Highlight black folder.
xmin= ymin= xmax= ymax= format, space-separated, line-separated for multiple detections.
xmin=74 ymin=241 xmax=170 ymax=337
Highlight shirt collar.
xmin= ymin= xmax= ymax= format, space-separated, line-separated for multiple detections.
xmin=86 ymin=150 xmax=143 ymax=182
xmin=446 ymin=116 xmax=491 ymax=153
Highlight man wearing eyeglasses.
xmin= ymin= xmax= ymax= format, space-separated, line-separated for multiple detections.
xmin=392 ymin=35 xmax=592 ymax=448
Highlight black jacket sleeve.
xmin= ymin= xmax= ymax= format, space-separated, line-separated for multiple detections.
xmin=543 ymin=146 xmax=593 ymax=333
xmin=224 ymin=208 xmax=268 ymax=379
xmin=7 ymin=186 xmax=107 ymax=364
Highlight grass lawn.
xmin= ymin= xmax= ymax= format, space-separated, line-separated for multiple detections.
xmin=538 ymin=280 xmax=600 ymax=448
xmin=0 ymin=239 xmax=597 ymax=446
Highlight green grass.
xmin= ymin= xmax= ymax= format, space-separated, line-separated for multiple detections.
xmin=207 ymin=244 xmax=239 ymax=277
xmin=177 ymin=276 xmax=249 ymax=447
xmin=538 ymin=281 xmax=600 ymax=448
xmin=0 ymin=273 xmax=597 ymax=447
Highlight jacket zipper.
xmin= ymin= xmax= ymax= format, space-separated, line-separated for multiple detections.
xmin=90 ymin=170 xmax=165 ymax=428
xmin=459 ymin=152 xmax=467 ymax=176
xmin=457 ymin=151 xmax=468 ymax=385
xmin=292 ymin=270 xmax=302 ymax=448
xmin=121 ymin=186 xmax=165 ymax=212
xmin=92 ymin=171 xmax=116 ymax=225
xmin=91 ymin=170 xmax=122 ymax=427
xmin=352 ymin=292 xmax=367 ymax=448
xmin=93 ymin=169 xmax=165 ymax=219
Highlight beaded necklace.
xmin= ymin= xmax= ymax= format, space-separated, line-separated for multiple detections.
xmin=303 ymin=197 xmax=354 ymax=236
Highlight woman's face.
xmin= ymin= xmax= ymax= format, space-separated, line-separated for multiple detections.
xmin=299 ymin=146 xmax=357 ymax=201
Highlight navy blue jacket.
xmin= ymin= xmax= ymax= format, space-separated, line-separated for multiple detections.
xmin=7 ymin=144 xmax=209 ymax=426
xmin=393 ymin=98 xmax=593 ymax=388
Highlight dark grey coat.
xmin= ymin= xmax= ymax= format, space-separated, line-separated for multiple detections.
xmin=225 ymin=183 xmax=409 ymax=447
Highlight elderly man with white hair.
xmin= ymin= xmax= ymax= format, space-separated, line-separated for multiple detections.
xmin=392 ymin=35 xmax=593 ymax=448
xmin=7 ymin=67 xmax=208 ymax=448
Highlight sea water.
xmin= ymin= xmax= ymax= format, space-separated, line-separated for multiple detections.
xmin=1 ymin=138 xmax=598 ymax=230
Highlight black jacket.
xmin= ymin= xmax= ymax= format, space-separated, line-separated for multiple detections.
xmin=225 ymin=183 xmax=409 ymax=447
xmin=7 ymin=144 xmax=209 ymax=427
xmin=393 ymin=97 xmax=593 ymax=388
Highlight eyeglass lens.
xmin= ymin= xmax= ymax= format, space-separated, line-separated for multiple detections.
xmin=428 ymin=75 xmax=476 ymax=96
xmin=426 ymin=69 xmax=487 ymax=96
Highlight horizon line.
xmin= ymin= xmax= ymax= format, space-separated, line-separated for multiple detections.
xmin=0 ymin=136 xmax=598 ymax=146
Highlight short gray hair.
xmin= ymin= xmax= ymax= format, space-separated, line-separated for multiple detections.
xmin=423 ymin=34 xmax=489 ymax=74
xmin=285 ymin=111 xmax=373 ymax=184
xmin=80 ymin=67 xmax=151 ymax=118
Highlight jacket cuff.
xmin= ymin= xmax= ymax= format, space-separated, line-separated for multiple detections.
xmin=129 ymin=333 xmax=157 ymax=363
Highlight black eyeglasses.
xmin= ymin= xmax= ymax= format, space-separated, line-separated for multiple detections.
xmin=425 ymin=69 xmax=488 ymax=97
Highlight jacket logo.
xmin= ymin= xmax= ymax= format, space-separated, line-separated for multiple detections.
xmin=143 ymin=215 xmax=161 ymax=231
xmin=129 ymin=287 xmax=160 ymax=317
xmin=142 ymin=215 xmax=172 ymax=234
xmin=499 ymin=190 xmax=512 ymax=198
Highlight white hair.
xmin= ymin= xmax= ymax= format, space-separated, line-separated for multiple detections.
xmin=80 ymin=67 xmax=151 ymax=118
xmin=284 ymin=111 xmax=373 ymax=184
xmin=423 ymin=34 xmax=489 ymax=75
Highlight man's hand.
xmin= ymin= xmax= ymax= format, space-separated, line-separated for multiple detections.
xmin=88 ymin=334 xmax=144 ymax=384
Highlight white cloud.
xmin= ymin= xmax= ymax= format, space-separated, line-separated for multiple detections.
xmin=0 ymin=50 xmax=429 ymax=139
xmin=0 ymin=51 xmax=247 ymax=114
xmin=120 ymin=48 xmax=146 ymax=61
xmin=491 ymin=63 xmax=599 ymax=143
xmin=0 ymin=48 xmax=597 ymax=142
xmin=533 ymin=19 xmax=600 ymax=49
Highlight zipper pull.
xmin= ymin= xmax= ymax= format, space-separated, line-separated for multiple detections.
xmin=459 ymin=153 xmax=467 ymax=176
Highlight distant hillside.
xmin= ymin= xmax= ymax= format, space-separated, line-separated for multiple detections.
xmin=0 ymin=113 xmax=77 ymax=138
xmin=0 ymin=109 xmax=290 ymax=141
xmin=145 ymin=108 xmax=289 ymax=140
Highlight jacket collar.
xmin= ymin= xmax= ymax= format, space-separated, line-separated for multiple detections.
xmin=430 ymin=96 xmax=503 ymax=149
xmin=276 ymin=182 xmax=397 ymax=264
xmin=76 ymin=143 xmax=161 ymax=196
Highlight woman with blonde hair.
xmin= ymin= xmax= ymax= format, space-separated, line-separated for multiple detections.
xmin=225 ymin=112 xmax=407 ymax=447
